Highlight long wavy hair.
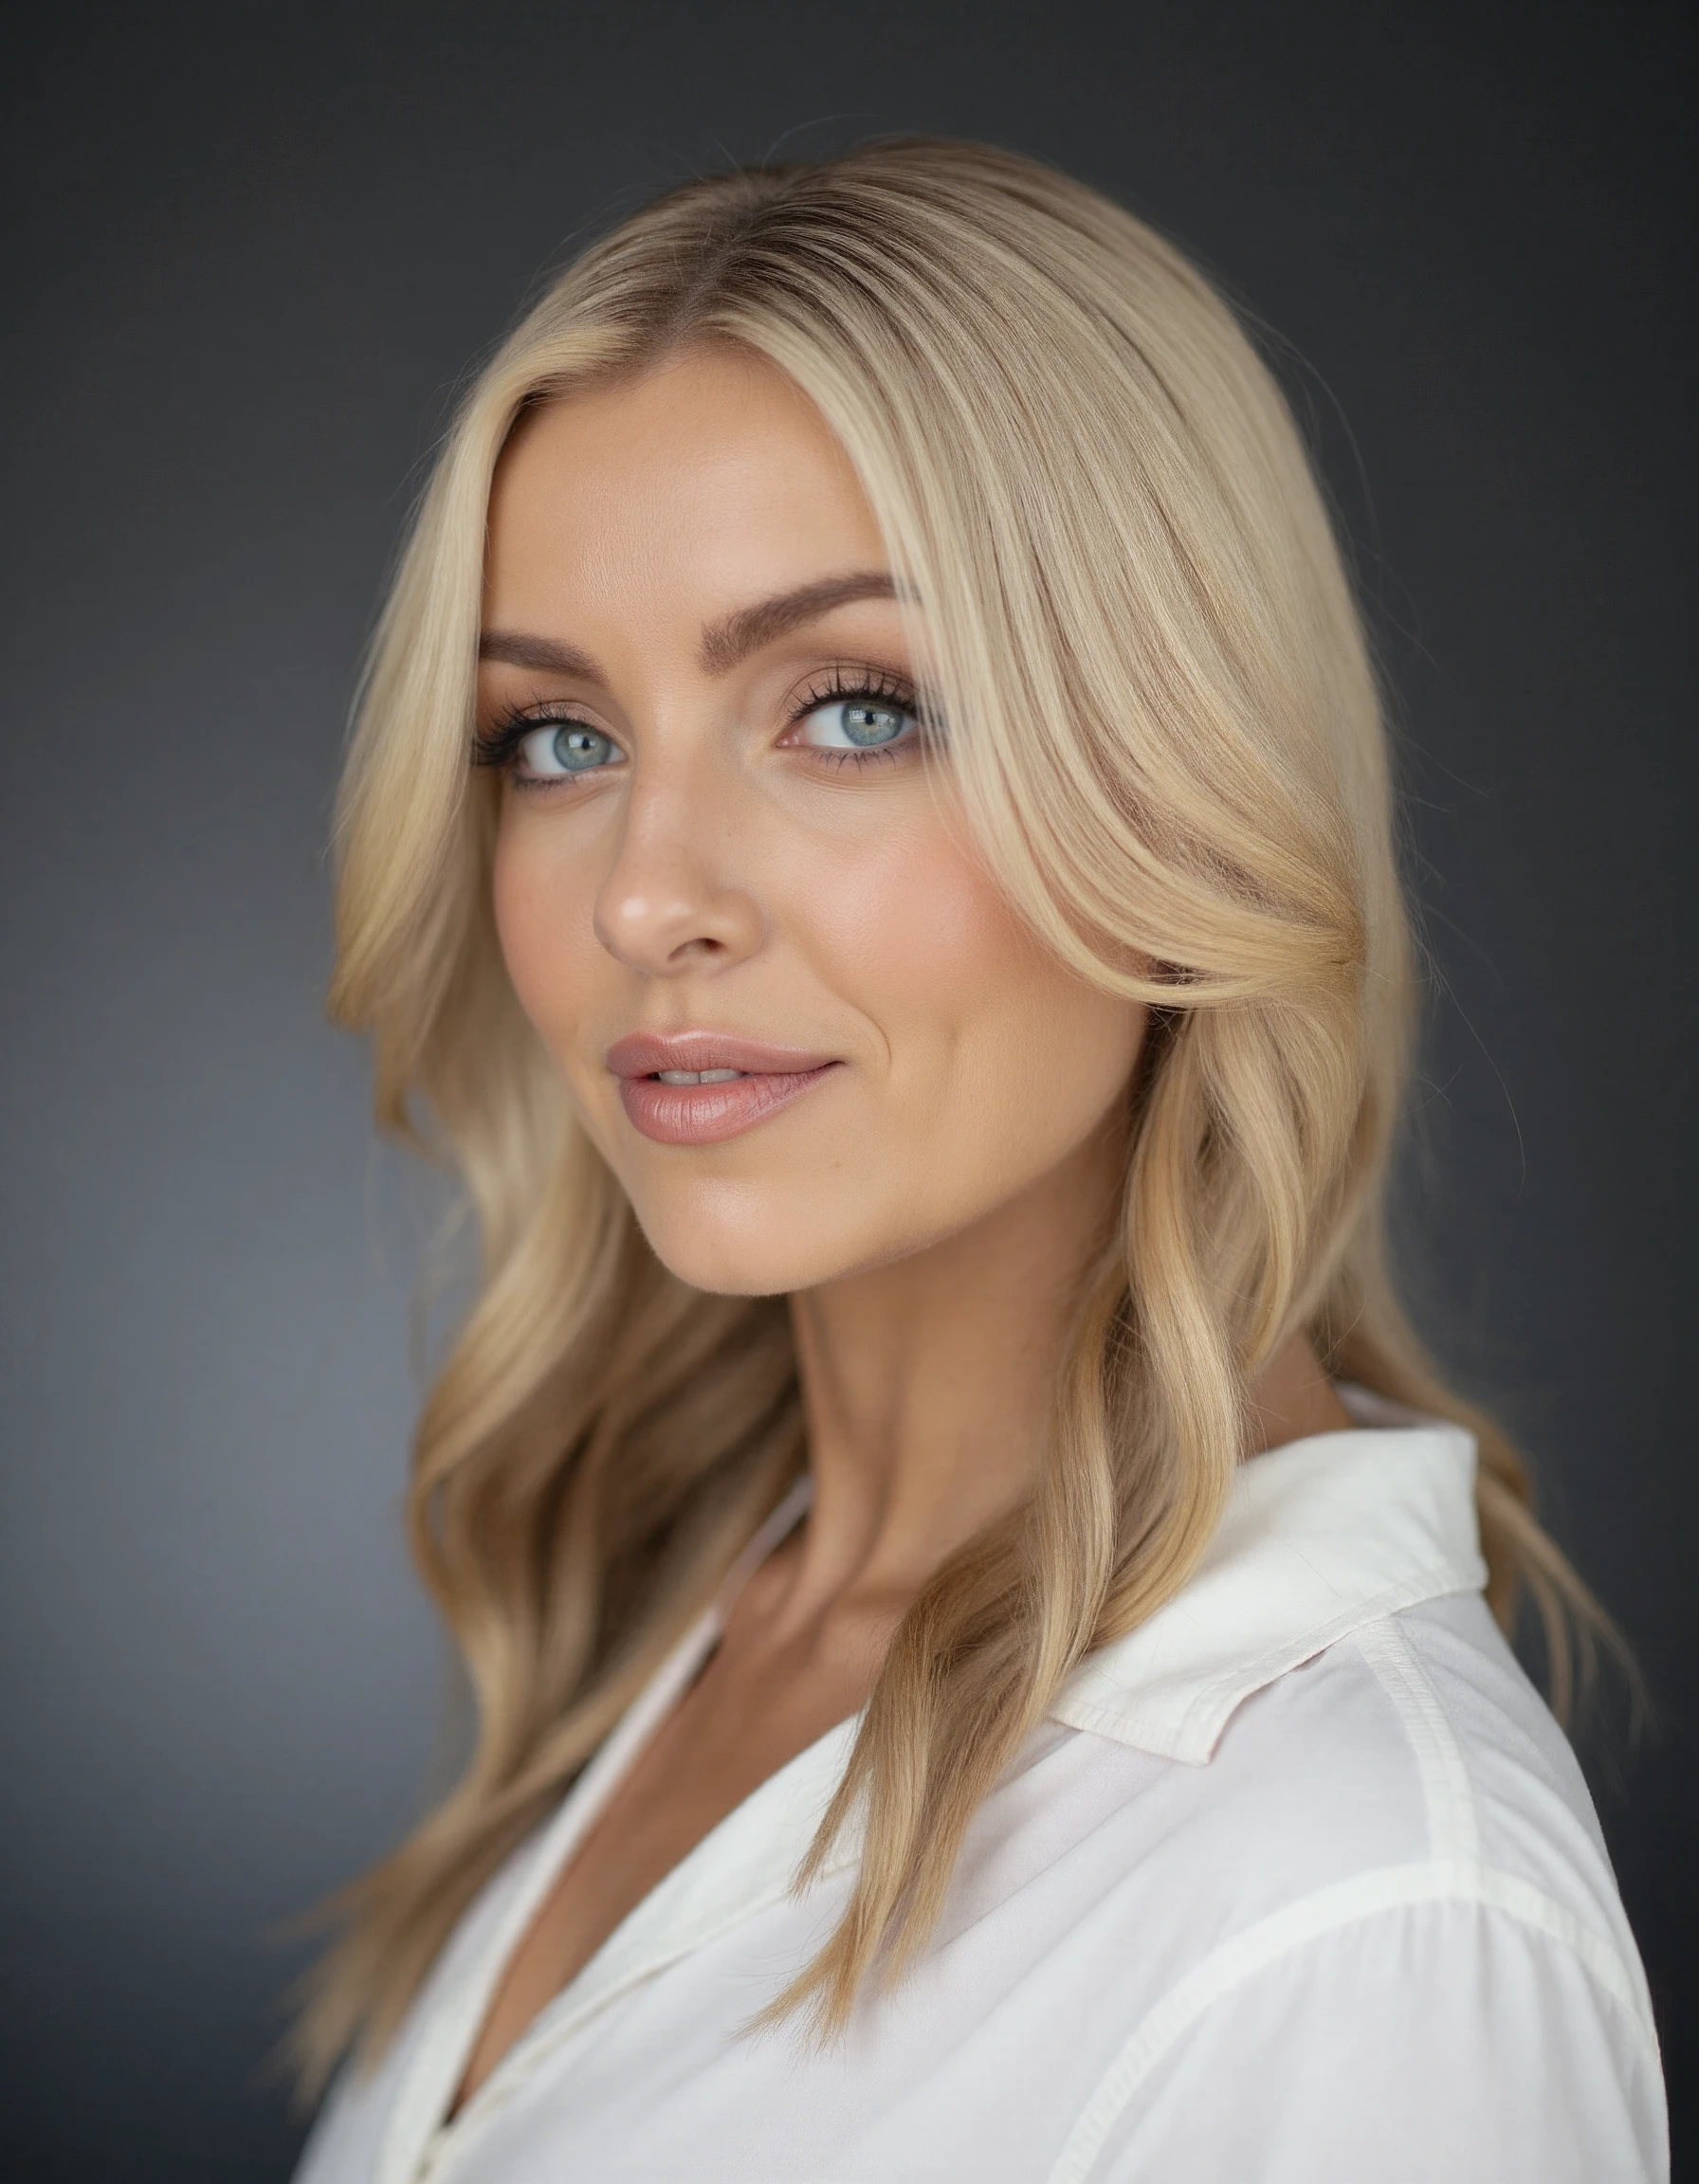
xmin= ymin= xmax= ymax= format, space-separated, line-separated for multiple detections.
xmin=296 ymin=137 xmax=1616 ymax=2085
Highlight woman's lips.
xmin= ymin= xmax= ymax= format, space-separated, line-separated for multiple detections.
xmin=606 ymin=1032 xmax=842 ymax=1146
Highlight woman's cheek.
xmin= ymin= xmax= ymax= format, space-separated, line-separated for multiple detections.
xmin=788 ymin=804 xmax=1143 ymax=1153
xmin=491 ymin=817 xmax=599 ymax=1047
xmin=776 ymin=799 xmax=1014 ymax=1017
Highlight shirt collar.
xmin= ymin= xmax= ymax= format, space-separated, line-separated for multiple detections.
xmin=1050 ymin=1390 xmax=1486 ymax=1765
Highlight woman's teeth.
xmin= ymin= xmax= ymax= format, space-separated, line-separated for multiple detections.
xmin=654 ymin=1068 xmax=745 ymax=1084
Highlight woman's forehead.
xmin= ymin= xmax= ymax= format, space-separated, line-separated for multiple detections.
xmin=483 ymin=350 xmax=890 ymax=652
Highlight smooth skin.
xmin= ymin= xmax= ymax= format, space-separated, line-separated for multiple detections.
xmin=458 ymin=342 xmax=1351 ymax=2106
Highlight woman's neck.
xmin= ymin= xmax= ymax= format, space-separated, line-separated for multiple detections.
xmin=779 ymin=1124 xmax=1120 ymax=1625
xmin=777 ymin=1124 xmax=1352 ymax=1636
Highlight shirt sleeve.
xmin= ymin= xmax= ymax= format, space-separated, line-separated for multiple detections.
xmin=1080 ymin=1894 xmax=1667 ymax=2184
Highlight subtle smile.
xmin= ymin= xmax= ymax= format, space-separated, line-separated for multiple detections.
xmin=606 ymin=1032 xmax=843 ymax=1146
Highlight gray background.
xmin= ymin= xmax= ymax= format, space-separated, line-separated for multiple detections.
xmin=2 ymin=2 xmax=1693 ymax=2176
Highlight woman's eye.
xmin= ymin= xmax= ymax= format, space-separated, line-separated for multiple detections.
xmin=795 ymin=698 xmax=918 ymax=753
xmin=516 ymin=721 xmax=625 ymax=778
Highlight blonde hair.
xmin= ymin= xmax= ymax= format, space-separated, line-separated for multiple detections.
xmin=298 ymin=137 xmax=1617 ymax=2084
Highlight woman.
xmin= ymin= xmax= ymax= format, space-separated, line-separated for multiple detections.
xmin=293 ymin=141 xmax=1665 ymax=2181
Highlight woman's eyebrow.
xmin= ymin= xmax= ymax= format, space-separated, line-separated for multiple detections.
xmin=477 ymin=573 xmax=904 ymax=684
xmin=698 ymin=571 xmax=901 ymax=674
xmin=478 ymin=629 xmax=604 ymax=679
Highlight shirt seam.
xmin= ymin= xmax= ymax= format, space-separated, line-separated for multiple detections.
xmin=1351 ymin=1611 xmax=1482 ymax=1863
xmin=1042 ymin=1860 xmax=1664 ymax=2184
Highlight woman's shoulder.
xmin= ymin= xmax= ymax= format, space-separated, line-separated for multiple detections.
xmin=1032 ymin=1415 xmax=1641 ymax=1980
xmin=1210 ymin=1590 xmax=1631 ymax=1923
xmin=1045 ymin=1588 xmax=1640 ymax=1972
xmin=1012 ymin=1597 xmax=1667 ymax=2182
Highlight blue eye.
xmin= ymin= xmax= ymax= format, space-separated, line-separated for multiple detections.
xmin=796 ymin=698 xmax=918 ymax=751
xmin=517 ymin=721 xmax=625 ymax=777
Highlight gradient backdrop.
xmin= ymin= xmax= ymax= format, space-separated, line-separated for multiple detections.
xmin=3 ymin=3 xmax=1694 ymax=2176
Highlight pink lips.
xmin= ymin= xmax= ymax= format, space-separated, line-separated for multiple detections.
xmin=606 ymin=1031 xmax=842 ymax=1146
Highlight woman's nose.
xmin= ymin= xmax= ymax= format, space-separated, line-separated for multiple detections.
xmin=592 ymin=774 xmax=765 ymax=974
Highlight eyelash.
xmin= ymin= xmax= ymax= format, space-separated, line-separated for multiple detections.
xmin=471 ymin=709 xmax=566 ymax=773
xmin=470 ymin=664 xmax=927 ymax=784
xmin=785 ymin=665 xmax=924 ymax=770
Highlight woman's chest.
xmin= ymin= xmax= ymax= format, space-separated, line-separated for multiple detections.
xmin=301 ymin=1722 xmax=1197 ymax=2184
xmin=454 ymin=1642 xmax=872 ymax=2108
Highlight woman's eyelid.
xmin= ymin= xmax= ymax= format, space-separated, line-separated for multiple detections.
xmin=504 ymin=693 xmax=621 ymax=736
xmin=776 ymin=663 xmax=922 ymax=743
xmin=477 ymin=666 xmax=927 ymax=773
xmin=790 ymin=658 xmax=916 ymax=706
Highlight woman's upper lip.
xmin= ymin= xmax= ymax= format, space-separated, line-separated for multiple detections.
xmin=605 ymin=1031 xmax=840 ymax=1079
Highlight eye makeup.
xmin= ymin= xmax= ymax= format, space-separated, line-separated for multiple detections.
xmin=471 ymin=660 xmax=940 ymax=785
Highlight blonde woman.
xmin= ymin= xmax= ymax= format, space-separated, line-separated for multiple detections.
xmin=292 ymin=141 xmax=1665 ymax=2183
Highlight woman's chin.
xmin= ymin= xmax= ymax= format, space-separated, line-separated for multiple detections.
xmin=632 ymin=1212 xmax=831 ymax=1300
xmin=630 ymin=1192 xmax=898 ymax=1301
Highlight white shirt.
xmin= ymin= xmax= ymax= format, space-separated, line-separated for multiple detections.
xmin=297 ymin=1393 xmax=1668 ymax=2183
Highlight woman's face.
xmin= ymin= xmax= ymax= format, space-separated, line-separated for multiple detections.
xmin=481 ymin=343 xmax=1145 ymax=1296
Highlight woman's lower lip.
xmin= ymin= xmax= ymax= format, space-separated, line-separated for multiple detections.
xmin=616 ymin=1065 xmax=840 ymax=1145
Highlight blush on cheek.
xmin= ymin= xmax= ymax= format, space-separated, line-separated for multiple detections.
xmin=794 ymin=808 xmax=1143 ymax=1179
xmin=793 ymin=800 xmax=1012 ymax=978
xmin=490 ymin=826 xmax=590 ymax=1049
xmin=814 ymin=822 xmax=1048 ymax=1046
xmin=490 ymin=835 xmax=542 ymax=1024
